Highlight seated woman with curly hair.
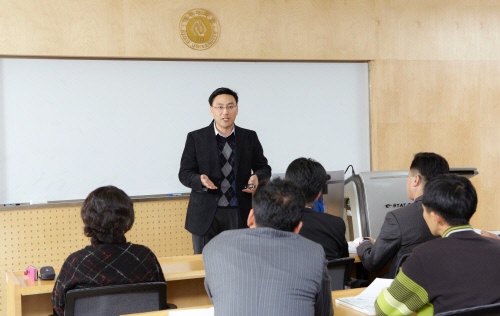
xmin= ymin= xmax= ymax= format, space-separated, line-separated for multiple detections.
xmin=51 ymin=186 xmax=165 ymax=316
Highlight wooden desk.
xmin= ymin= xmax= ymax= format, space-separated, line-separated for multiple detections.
xmin=350 ymin=253 xmax=361 ymax=263
xmin=123 ymin=288 xmax=368 ymax=316
xmin=6 ymin=254 xmax=362 ymax=316
xmin=5 ymin=255 xmax=210 ymax=316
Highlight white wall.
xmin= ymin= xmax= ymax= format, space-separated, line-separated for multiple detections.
xmin=0 ymin=58 xmax=369 ymax=203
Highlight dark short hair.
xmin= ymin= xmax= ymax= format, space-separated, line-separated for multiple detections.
xmin=252 ymin=178 xmax=304 ymax=232
xmin=410 ymin=152 xmax=450 ymax=186
xmin=208 ymin=87 xmax=239 ymax=106
xmin=423 ymin=174 xmax=477 ymax=226
xmin=285 ymin=157 xmax=328 ymax=204
xmin=81 ymin=185 xmax=135 ymax=244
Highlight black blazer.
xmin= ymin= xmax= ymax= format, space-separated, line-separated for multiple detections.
xmin=299 ymin=208 xmax=349 ymax=261
xmin=179 ymin=121 xmax=271 ymax=235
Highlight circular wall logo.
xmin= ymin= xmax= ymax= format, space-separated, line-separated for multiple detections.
xmin=179 ymin=9 xmax=220 ymax=51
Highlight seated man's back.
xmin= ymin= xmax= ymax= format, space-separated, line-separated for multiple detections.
xmin=203 ymin=178 xmax=333 ymax=316
xmin=300 ymin=209 xmax=348 ymax=260
xmin=284 ymin=157 xmax=349 ymax=261
xmin=376 ymin=174 xmax=500 ymax=315
xmin=204 ymin=228 xmax=331 ymax=316
xmin=401 ymin=229 xmax=500 ymax=313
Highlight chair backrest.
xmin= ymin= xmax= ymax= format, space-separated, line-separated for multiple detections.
xmin=327 ymin=257 xmax=355 ymax=290
xmin=64 ymin=282 xmax=167 ymax=316
xmin=434 ymin=302 xmax=500 ymax=316
xmin=392 ymin=253 xmax=411 ymax=278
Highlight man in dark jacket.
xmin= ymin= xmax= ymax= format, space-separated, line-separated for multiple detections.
xmin=285 ymin=157 xmax=348 ymax=261
xmin=179 ymin=87 xmax=271 ymax=254
xmin=356 ymin=152 xmax=449 ymax=277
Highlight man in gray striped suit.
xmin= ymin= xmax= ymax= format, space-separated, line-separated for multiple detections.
xmin=203 ymin=178 xmax=333 ymax=316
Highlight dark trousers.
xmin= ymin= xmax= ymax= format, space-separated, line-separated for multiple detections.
xmin=192 ymin=207 xmax=239 ymax=254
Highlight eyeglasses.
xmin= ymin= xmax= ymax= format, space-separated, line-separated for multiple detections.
xmin=212 ymin=105 xmax=238 ymax=112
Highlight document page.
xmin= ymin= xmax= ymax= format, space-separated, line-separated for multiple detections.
xmin=357 ymin=278 xmax=394 ymax=300
xmin=335 ymin=278 xmax=393 ymax=315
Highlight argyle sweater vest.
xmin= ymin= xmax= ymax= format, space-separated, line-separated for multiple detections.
xmin=216 ymin=133 xmax=237 ymax=207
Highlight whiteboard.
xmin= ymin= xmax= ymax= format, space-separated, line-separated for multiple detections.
xmin=0 ymin=59 xmax=369 ymax=204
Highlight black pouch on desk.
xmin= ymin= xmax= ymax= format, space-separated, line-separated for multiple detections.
xmin=39 ymin=266 xmax=56 ymax=280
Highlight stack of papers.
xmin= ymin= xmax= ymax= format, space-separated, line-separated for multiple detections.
xmin=335 ymin=278 xmax=393 ymax=315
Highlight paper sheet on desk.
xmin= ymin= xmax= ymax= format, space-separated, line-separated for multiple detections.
xmin=335 ymin=278 xmax=393 ymax=315
xmin=168 ymin=307 xmax=214 ymax=316
xmin=348 ymin=241 xmax=358 ymax=253
xmin=348 ymin=237 xmax=365 ymax=253
xmin=357 ymin=278 xmax=393 ymax=300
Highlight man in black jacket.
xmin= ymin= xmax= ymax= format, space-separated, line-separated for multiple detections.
xmin=285 ymin=157 xmax=348 ymax=260
xmin=179 ymin=87 xmax=271 ymax=254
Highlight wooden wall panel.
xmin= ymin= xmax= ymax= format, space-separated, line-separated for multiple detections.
xmin=131 ymin=200 xmax=192 ymax=257
xmin=0 ymin=1 xmax=125 ymax=57
xmin=373 ymin=1 xmax=500 ymax=61
xmin=2 ymin=0 xmax=500 ymax=60
xmin=370 ymin=60 xmax=500 ymax=229
xmin=477 ymin=62 xmax=500 ymax=229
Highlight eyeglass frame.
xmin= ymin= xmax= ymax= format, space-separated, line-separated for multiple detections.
xmin=211 ymin=105 xmax=238 ymax=112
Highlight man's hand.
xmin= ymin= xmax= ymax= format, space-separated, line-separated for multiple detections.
xmin=353 ymin=236 xmax=375 ymax=248
xmin=201 ymin=174 xmax=217 ymax=190
xmin=363 ymin=237 xmax=375 ymax=244
xmin=481 ymin=230 xmax=500 ymax=240
xmin=242 ymin=174 xmax=259 ymax=193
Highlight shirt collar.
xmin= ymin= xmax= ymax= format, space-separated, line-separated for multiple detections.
xmin=442 ymin=225 xmax=474 ymax=237
xmin=213 ymin=122 xmax=235 ymax=137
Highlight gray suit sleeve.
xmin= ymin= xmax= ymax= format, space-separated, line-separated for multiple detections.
xmin=315 ymin=262 xmax=334 ymax=316
xmin=356 ymin=211 xmax=401 ymax=272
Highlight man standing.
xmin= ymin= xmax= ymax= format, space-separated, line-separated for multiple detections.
xmin=376 ymin=174 xmax=500 ymax=315
xmin=179 ymin=87 xmax=271 ymax=254
xmin=203 ymin=178 xmax=333 ymax=316
xmin=357 ymin=152 xmax=449 ymax=277
xmin=285 ymin=157 xmax=348 ymax=260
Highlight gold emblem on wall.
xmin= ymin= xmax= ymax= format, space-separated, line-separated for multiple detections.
xmin=179 ymin=9 xmax=220 ymax=51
